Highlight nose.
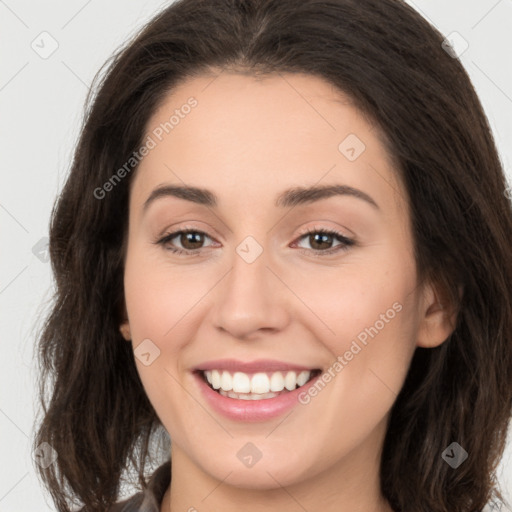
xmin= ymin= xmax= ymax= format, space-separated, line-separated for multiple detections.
xmin=212 ymin=241 xmax=291 ymax=340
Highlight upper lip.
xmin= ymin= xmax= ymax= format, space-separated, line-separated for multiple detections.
xmin=193 ymin=359 xmax=318 ymax=373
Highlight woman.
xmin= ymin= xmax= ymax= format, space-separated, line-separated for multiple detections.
xmin=34 ymin=0 xmax=512 ymax=510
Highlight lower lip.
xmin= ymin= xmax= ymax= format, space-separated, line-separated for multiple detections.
xmin=193 ymin=372 xmax=320 ymax=422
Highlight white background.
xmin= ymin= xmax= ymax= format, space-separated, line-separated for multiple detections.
xmin=1 ymin=0 xmax=511 ymax=510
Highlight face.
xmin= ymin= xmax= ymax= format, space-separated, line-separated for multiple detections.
xmin=120 ymin=71 xmax=451 ymax=491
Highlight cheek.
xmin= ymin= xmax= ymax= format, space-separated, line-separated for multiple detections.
xmin=290 ymin=267 xmax=420 ymax=465
xmin=324 ymin=279 xmax=417 ymax=358
xmin=293 ymin=257 xmax=418 ymax=356
xmin=122 ymin=249 xmax=217 ymax=415
xmin=123 ymin=247 xmax=207 ymax=343
xmin=123 ymin=247 xmax=198 ymax=431
xmin=304 ymin=252 xmax=420 ymax=406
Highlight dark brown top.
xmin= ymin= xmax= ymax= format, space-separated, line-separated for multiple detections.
xmin=107 ymin=461 xmax=170 ymax=512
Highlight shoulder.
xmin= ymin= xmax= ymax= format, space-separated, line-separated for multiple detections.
xmin=107 ymin=492 xmax=145 ymax=511
xmin=111 ymin=460 xmax=171 ymax=512
xmin=77 ymin=460 xmax=171 ymax=512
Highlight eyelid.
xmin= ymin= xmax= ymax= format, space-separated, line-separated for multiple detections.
xmin=155 ymin=222 xmax=356 ymax=256
xmin=290 ymin=225 xmax=355 ymax=256
xmin=157 ymin=221 xmax=354 ymax=241
xmin=294 ymin=222 xmax=355 ymax=240
xmin=155 ymin=224 xmax=219 ymax=251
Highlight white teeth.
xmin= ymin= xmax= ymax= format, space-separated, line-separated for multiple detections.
xmin=284 ymin=371 xmax=297 ymax=391
xmin=203 ymin=369 xmax=313 ymax=395
xmin=251 ymin=372 xmax=270 ymax=394
xmin=232 ymin=372 xmax=251 ymax=393
xmin=297 ymin=370 xmax=310 ymax=386
xmin=211 ymin=370 xmax=221 ymax=389
xmin=220 ymin=371 xmax=232 ymax=391
xmin=270 ymin=372 xmax=285 ymax=392
xmin=218 ymin=389 xmax=280 ymax=400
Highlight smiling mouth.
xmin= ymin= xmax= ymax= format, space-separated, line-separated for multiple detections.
xmin=197 ymin=369 xmax=322 ymax=400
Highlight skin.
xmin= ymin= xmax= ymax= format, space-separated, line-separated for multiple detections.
xmin=119 ymin=71 xmax=456 ymax=512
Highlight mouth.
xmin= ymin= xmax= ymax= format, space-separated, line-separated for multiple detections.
xmin=195 ymin=368 xmax=322 ymax=401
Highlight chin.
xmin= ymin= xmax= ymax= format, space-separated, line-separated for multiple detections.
xmin=201 ymin=453 xmax=315 ymax=490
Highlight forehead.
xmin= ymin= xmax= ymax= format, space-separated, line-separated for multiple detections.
xmin=131 ymin=71 xmax=404 ymax=215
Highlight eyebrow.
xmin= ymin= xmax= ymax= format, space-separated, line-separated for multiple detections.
xmin=142 ymin=183 xmax=379 ymax=213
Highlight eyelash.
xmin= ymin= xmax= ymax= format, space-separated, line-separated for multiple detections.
xmin=154 ymin=225 xmax=355 ymax=258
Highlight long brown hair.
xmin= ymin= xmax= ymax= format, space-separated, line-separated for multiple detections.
xmin=33 ymin=0 xmax=512 ymax=510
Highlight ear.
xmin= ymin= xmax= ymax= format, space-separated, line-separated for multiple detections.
xmin=119 ymin=304 xmax=132 ymax=341
xmin=416 ymin=279 xmax=461 ymax=349
xmin=119 ymin=321 xmax=132 ymax=341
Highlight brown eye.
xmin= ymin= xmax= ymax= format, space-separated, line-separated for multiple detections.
xmin=178 ymin=231 xmax=205 ymax=250
xmin=156 ymin=227 xmax=354 ymax=257
xmin=294 ymin=228 xmax=354 ymax=254
xmin=308 ymin=232 xmax=335 ymax=251
xmin=156 ymin=229 xmax=215 ymax=254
